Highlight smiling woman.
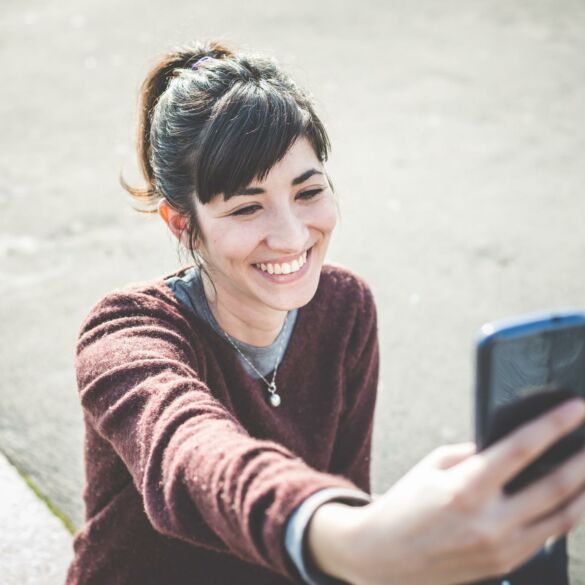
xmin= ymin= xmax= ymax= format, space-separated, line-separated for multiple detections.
xmin=65 ymin=39 xmax=379 ymax=585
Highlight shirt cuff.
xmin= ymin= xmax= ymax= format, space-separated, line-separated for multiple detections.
xmin=284 ymin=487 xmax=372 ymax=585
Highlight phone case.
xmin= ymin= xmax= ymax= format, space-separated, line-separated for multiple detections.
xmin=474 ymin=308 xmax=585 ymax=494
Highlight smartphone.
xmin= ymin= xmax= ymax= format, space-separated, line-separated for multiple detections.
xmin=475 ymin=309 xmax=585 ymax=495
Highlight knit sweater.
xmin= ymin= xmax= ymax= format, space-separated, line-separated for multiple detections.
xmin=65 ymin=262 xmax=380 ymax=585
xmin=164 ymin=265 xmax=372 ymax=584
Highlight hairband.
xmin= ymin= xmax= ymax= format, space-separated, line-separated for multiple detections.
xmin=190 ymin=56 xmax=213 ymax=70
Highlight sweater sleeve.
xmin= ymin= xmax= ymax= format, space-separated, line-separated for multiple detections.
xmin=329 ymin=281 xmax=380 ymax=494
xmin=284 ymin=487 xmax=372 ymax=584
xmin=75 ymin=289 xmax=365 ymax=582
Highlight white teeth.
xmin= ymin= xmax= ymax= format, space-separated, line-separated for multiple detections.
xmin=254 ymin=249 xmax=309 ymax=275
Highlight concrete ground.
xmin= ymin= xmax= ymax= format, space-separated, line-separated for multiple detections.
xmin=0 ymin=452 xmax=72 ymax=584
xmin=1 ymin=0 xmax=585 ymax=582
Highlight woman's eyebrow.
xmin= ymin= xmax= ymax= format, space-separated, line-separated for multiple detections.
xmin=236 ymin=168 xmax=323 ymax=196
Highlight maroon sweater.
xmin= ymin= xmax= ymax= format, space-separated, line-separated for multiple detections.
xmin=66 ymin=262 xmax=379 ymax=585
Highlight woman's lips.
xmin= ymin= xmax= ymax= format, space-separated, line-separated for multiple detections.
xmin=252 ymin=246 xmax=313 ymax=283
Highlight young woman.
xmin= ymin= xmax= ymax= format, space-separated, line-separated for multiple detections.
xmin=66 ymin=40 xmax=585 ymax=585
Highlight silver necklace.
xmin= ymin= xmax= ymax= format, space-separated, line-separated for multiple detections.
xmin=221 ymin=312 xmax=289 ymax=407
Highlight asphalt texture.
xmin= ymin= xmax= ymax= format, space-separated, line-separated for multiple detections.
xmin=1 ymin=0 xmax=585 ymax=582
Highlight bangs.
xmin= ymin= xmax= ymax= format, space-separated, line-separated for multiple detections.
xmin=194 ymin=81 xmax=330 ymax=203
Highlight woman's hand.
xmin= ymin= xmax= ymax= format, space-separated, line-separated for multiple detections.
xmin=337 ymin=397 xmax=585 ymax=585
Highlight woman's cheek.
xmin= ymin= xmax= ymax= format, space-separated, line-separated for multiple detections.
xmin=214 ymin=227 xmax=259 ymax=256
xmin=315 ymin=196 xmax=338 ymax=232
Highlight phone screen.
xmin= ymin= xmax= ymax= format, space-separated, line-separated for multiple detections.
xmin=477 ymin=319 xmax=585 ymax=494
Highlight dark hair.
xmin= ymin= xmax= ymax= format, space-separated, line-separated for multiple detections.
xmin=120 ymin=39 xmax=337 ymax=275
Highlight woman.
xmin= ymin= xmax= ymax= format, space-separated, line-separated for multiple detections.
xmin=66 ymin=40 xmax=585 ymax=585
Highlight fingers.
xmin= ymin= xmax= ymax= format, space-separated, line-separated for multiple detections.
xmin=519 ymin=484 xmax=585 ymax=552
xmin=501 ymin=444 xmax=585 ymax=526
xmin=456 ymin=398 xmax=585 ymax=496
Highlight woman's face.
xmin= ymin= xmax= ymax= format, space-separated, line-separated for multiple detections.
xmin=194 ymin=135 xmax=338 ymax=315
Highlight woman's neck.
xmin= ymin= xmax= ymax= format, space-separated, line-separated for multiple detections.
xmin=200 ymin=270 xmax=288 ymax=348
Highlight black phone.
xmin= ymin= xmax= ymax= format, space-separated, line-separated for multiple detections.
xmin=475 ymin=309 xmax=585 ymax=495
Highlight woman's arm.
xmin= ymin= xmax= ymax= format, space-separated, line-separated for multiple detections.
xmin=305 ymin=500 xmax=370 ymax=583
xmin=286 ymin=488 xmax=372 ymax=585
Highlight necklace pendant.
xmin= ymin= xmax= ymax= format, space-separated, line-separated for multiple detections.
xmin=269 ymin=392 xmax=281 ymax=407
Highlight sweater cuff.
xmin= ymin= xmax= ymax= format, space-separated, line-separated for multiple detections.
xmin=284 ymin=487 xmax=372 ymax=585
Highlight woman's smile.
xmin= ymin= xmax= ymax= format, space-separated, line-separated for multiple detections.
xmin=252 ymin=245 xmax=313 ymax=284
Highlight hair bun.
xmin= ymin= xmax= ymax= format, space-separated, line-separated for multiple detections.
xmin=182 ymin=40 xmax=235 ymax=70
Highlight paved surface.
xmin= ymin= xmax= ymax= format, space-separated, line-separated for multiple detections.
xmin=1 ymin=0 xmax=585 ymax=582
xmin=0 ymin=452 xmax=72 ymax=584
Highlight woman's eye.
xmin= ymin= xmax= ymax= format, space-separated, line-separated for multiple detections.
xmin=298 ymin=188 xmax=323 ymax=200
xmin=232 ymin=205 xmax=261 ymax=216
xmin=231 ymin=189 xmax=323 ymax=217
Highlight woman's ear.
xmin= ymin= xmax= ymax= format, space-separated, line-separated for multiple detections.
xmin=157 ymin=198 xmax=189 ymax=243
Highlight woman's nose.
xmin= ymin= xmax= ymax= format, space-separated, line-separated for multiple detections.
xmin=265 ymin=208 xmax=309 ymax=253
